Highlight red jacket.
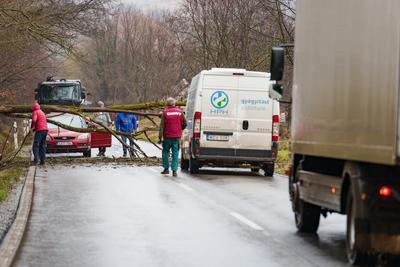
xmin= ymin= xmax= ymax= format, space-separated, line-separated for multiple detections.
xmin=162 ymin=106 xmax=185 ymax=138
xmin=31 ymin=103 xmax=48 ymax=131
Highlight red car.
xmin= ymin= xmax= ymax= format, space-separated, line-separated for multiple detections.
xmin=46 ymin=113 xmax=111 ymax=157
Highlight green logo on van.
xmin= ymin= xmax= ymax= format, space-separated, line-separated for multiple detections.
xmin=211 ymin=91 xmax=229 ymax=109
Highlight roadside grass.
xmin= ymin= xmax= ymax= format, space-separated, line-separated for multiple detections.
xmin=0 ymin=165 xmax=27 ymax=203
xmin=0 ymin=123 xmax=31 ymax=204
xmin=276 ymin=138 xmax=291 ymax=176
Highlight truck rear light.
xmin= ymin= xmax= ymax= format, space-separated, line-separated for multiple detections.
xmin=379 ymin=186 xmax=392 ymax=198
xmin=272 ymin=115 xmax=279 ymax=141
xmin=193 ymin=112 xmax=202 ymax=138
xmin=285 ymin=166 xmax=292 ymax=176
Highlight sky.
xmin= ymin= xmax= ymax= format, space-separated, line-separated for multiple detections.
xmin=119 ymin=0 xmax=179 ymax=10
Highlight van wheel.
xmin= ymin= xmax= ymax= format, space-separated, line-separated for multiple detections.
xmin=294 ymin=199 xmax=320 ymax=233
xmin=189 ymin=157 xmax=200 ymax=174
xmin=83 ymin=149 xmax=91 ymax=158
xmin=263 ymin=163 xmax=275 ymax=177
xmin=346 ymin=192 xmax=368 ymax=265
xmin=180 ymin=152 xmax=189 ymax=171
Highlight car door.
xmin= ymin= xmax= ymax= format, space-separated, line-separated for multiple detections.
xmin=90 ymin=113 xmax=112 ymax=148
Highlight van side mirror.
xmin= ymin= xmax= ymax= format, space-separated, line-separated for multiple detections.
xmin=269 ymin=47 xmax=285 ymax=100
xmin=34 ymin=88 xmax=39 ymax=100
xmin=270 ymin=47 xmax=284 ymax=81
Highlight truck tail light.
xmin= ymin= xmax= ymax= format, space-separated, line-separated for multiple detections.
xmin=272 ymin=115 xmax=279 ymax=141
xmin=379 ymin=186 xmax=392 ymax=198
xmin=193 ymin=112 xmax=202 ymax=138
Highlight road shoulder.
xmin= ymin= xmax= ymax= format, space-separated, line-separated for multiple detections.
xmin=0 ymin=166 xmax=36 ymax=267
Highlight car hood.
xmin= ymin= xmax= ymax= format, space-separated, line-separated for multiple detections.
xmin=48 ymin=128 xmax=80 ymax=138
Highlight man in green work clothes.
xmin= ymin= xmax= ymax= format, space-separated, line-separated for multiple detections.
xmin=159 ymin=97 xmax=187 ymax=177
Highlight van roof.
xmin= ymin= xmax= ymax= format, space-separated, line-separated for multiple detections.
xmin=202 ymin=68 xmax=270 ymax=78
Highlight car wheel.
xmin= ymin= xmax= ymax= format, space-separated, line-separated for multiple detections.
xmin=263 ymin=163 xmax=275 ymax=177
xmin=294 ymin=199 xmax=321 ymax=233
xmin=83 ymin=149 xmax=91 ymax=157
xmin=346 ymin=192 xmax=368 ymax=265
xmin=189 ymin=156 xmax=200 ymax=174
xmin=180 ymin=152 xmax=189 ymax=171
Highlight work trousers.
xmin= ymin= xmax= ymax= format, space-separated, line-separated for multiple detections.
xmin=32 ymin=130 xmax=48 ymax=163
xmin=121 ymin=135 xmax=134 ymax=156
xmin=162 ymin=138 xmax=180 ymax=171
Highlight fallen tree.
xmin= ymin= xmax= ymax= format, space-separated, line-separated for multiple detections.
xmin=0 ymin=101 xmax=186 ymax=114
xmin=0 ymin=100 xmax=186 ymax=167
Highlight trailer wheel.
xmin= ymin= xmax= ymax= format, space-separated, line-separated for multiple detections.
xmin=83 ymin=149 xmax=91 ymax=158
xmin=263 ymin=163 xmax=275 ymax=177
xmin=251 ymin=168 xmax=260 ymax=173
xmin=294 ymin=199 xmax=320 ymax=233
xmin=189 ymin=156 xmax=200 ymax=174
xmin=180 ymin=152 xmax=189 ymax=171
xmin=346 ymin=192 xmax=367 ymax=265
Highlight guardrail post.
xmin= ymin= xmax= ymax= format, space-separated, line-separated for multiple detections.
xmin=13 ymin=121 xmax=18 ymax=150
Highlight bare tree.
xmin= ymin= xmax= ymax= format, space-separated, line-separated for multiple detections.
xmin=79 ymin=7 xmax=182 ymax=104
xmin=0 ymin=0 xmax=111 ymax=104
xmin=167 ymin=0 xmax=295 ymax=80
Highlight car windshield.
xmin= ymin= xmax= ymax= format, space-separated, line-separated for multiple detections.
xmin=95 ymin=114 xmax=110 ymax=127
xmin=48 ymin=115 xmax=86 ymax=129
xmin=41 ymin=85 xmax=80 ymax=102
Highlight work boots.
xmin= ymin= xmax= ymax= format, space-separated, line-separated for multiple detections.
xmin=160 ymin=169 xmax=177 ymax=176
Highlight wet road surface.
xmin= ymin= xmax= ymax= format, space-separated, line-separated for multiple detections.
xmin=13 ymin=163 xmax=350 ymax=267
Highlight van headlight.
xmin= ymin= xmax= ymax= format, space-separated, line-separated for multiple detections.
xmin=77 ymin=133 xmax=89 ymax=140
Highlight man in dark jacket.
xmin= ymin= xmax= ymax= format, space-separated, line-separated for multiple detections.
xmin=159 ymin=97 xmax=187 ymax=177
xmin=116 ymin=112 xmax=137 ymax=157
xmin=31 ymin=102 xmax=48 ymax=165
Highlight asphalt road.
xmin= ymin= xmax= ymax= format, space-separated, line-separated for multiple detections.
xmin=12 ymin=160 xmax=350 ymax=267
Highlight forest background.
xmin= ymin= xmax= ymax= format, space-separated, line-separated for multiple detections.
xmin=0 ymin=0 xmax=295 ymax=106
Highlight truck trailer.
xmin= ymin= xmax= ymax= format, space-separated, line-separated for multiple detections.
xmin=270 ymin=0 xmax=400 ymax=264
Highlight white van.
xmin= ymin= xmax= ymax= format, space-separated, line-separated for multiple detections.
xmin=181 ymin=68 xmax=280 ymax=175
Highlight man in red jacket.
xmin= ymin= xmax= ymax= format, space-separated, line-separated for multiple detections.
xmin=31 ymin=102 xmax=48 ymax=165
xmin=159 ymin=97 xmax=187 ymax=177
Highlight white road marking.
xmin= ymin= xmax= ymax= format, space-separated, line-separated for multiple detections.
xmin=148 ymin=167 xmax=159 ymax=173
xmin=171 ymin=180 xmax=271 ymax=235
xmin=229 ymin=212 xmax=264 ymax=231
xmin=176 ymin=182 xmax=194 ymax=192
xmin=261 ymin=230 xmax=271 ymax=237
